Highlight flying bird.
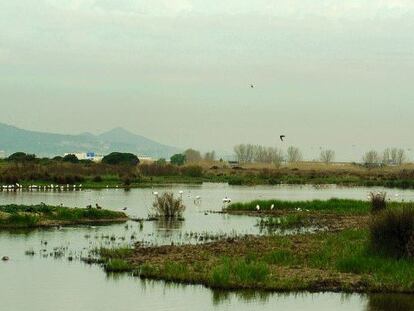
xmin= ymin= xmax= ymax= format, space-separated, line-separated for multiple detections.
xmin=250 ymin=84 xmax=254 ymax=88
xmin=280 ymin=135 xmax=285 ymax=142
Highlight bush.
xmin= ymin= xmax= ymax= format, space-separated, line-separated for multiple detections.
xmin=151 ymin=192 xmax=185 ymax=219
xmin=139 ymin=163 xmax=179 ymax=176
xmin=369 ymin=192 xmax=387 ymax=213
xmin=170 ymin=153 xmax=186 ymax=166
xmin=8 ymin=152 xmax=36 ymax=162
xmin=181 ymin=165 xmax=203 ymax=177
xmin=62 ymin=154 xmax=79 ymax=163
xmin=102 ymin=152 xmax=139 ymax=166
xmin=370 ymin=207 xmax=414 ymax=258
xmin=93 ymin=175 xmax=103 ymax=182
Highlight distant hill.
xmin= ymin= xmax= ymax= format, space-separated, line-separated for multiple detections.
xmin=0 ymin=123 xmax=180 ymax=158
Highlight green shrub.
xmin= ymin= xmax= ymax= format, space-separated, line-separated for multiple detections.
xmin=369 ymin=192 xmax=387 ymax=213
xmin=170 ymin=153 xmax=186 ymax=166
xmin=370 ymin=207 xmax=414 ymax=258
xmin=181 ymin=165 xmax=203 ymax=177
xmin=102 ymin=152 xmax=139 ymax=166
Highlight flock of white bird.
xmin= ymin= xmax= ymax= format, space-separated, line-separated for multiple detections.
xmin=0 ymin=184 xmax=83 ymax=191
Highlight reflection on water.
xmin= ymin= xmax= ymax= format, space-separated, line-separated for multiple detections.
xmin=153 ymin=218 xmax=184 ymax=233
xmin=367 ymin=294 xmax=414 ymax=311
xmin=1 ymin=184 xmax=414 ymax=311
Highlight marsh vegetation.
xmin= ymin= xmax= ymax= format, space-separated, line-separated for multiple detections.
xmin=0 ymin=204 xmax=128 ymax=228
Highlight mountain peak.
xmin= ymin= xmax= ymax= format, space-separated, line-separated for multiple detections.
xmin=0 ymin=123 xmax=179 ymax=158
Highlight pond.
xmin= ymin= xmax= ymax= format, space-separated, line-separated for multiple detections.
xmin=1 ymin=183 xmax=413 ymax=310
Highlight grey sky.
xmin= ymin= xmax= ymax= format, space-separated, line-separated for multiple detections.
xmin=1 ymin=1 xmax=414 ymax=160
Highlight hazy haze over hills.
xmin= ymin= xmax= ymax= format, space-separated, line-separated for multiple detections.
xmin=0 ymin=123 xmax=179 ymax=158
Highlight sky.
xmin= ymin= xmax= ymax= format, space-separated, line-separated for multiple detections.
xmin=1 ymin=1 xmax=414 ymax=160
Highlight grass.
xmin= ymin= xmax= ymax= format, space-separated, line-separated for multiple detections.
xmin=2 ymin=159 xmax=414 ymax=189
xmin=105 ymin=259 xmax=133 ymax=272
xmin=210 ymin=257 xmax=269 ymax=288
xmin=0 ymin=204 xmax=128 ymax=228
xmin=227 ymin=198 xmax=410 ymax=215
xmin=95 ymin=228 xmax=414 ymax=292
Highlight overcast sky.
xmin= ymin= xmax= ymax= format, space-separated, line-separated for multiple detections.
xmin=1 ymin=1 xmax=413 ymax=160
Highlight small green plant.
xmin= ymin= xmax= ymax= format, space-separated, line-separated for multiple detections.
xmin=369 ymin=192 xmax=387 ymax=213
xmin=370 ymin=207 xmax=414 ymax=258
xmin=105 ymin=259 xmax=133 ymax=272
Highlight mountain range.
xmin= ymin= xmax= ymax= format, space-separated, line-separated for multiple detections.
xmin=0 ymin=123 xmax=180 ymax=158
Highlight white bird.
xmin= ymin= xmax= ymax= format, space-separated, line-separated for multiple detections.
xmin=222 ymin=197 xmax=232 ymax=203
xmin=256 ymin=205 xmax=260 ymax=211
xmin=270 ymin=204 xmax=274 ymax=210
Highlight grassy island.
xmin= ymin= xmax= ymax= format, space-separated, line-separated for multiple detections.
xmin=0 ymin=204 xmax=128 ymax=228
xmin=95 ymin=197 xmax=414 ymax=293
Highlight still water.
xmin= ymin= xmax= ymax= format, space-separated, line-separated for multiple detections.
xmin=1 ymin=183 xmax=413 ymax=311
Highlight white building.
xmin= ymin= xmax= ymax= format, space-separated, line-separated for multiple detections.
xmin=64 ymin=152 xmax=103 ymax=162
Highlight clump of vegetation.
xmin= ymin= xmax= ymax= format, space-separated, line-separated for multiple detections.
xmin=102 ymin=152 xmax=139 ymax=166
xmin=227 ymin=198 xmax=374 ymax=215
xmin=210 ymin=257 xmax=269 ymax=288
xmin=151 ymin=192 xmax=186 ymax=219
xmin=0 ymin=204 xmax=127 ymax=228
xmin=370 ymin=207 xmax=414 ymax=259
xmin=105 ymin=259 xmax=134 ymax=272
xmin=369 ymin=192 xmax=387 ymax=213
xmin=62 ymin=154 xmax=79 ymax=163
xmin=170 ymin=153 xmax=186 ymax=166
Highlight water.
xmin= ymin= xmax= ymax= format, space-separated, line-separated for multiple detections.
xmin=0 ymin=183 xmax=413 ymax=310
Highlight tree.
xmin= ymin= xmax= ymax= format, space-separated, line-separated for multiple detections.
xmin=184 ymin=149 xmax=202 ymax=163
xmin=363 ymin=150 xmax=381 ymax=167
xmin=102 ymin=152 xmax=139 ymax=165
xmin=382 ymin=148 xmax=406 ymax=165
xmin=234 ymin=144 xmax=254 ymax=163
xmin=8 ymin=152 xmax=36 ymax=162
xmin=204 ymin=151 xmax=216 ymax=161
xmin=320 ymin=149 xmax=335 ymax=164
xmin=62 ymin=154 xmax=79 ymax=163
xmin=287 ymin=146 xmax=302 ymax=163
xmin=170 ymin=153 xmax=186 ymax=166
xmin=155 ymin=158 xmax=167 ymax=165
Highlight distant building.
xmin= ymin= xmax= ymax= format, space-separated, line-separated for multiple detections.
xmin=64 ymin=152 xmax=103 ymax=162
xmin=138 ymin=156 xmax=154 ymax=163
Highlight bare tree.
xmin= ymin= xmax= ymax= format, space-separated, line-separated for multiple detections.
xmin=253 ymin=146 xmax=284 ymax=165
xmin=184 ymin=149 xmax=202 ymax=163
xmin=204 ymin=151 xmax=216 ymax=161
xmin=382 ymin=148 xmax=391 ymax=165
xmin=233 ymin=144 xmax=254 ymax=163
xmin=382 ymin=148 xmax=407 ymax=165
xmin=287 ymin=146 xmax=302 ymax=163
xmin=363 ymin=150 xmax=381 ymax=166
xmin=320 ymin=149 xmax=335 ymax=164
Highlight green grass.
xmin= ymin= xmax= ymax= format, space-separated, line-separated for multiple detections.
xmin=228 ymin=198 xmax=410 ymax=215
xmin=105 ymin=259 xmax=134 ymax=272
xmin=308 ymin=229 xmax=414 ymax=291
xmin=96 ymin=228 xmax=414 ymax=292
xmin=210 ymin=257 xmax=269 ymax=288
xmin=0 ymin=204 xmax=127 ymax=228
xmin=97 ymin=247 xmax=134 ymax=259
